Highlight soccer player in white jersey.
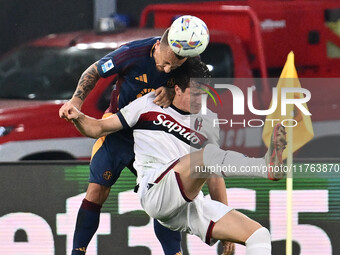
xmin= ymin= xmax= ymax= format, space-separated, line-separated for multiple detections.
xmin=65 ymin=58 xmax=286 ymax=255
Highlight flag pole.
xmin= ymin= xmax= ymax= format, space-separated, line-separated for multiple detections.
xmin=285 ymin=52 xmax=295 ymax=255
xmin=261 ymin=51 xmax=314 ymax=255
xmin=286 ymin=120 xmax=293 ymax=255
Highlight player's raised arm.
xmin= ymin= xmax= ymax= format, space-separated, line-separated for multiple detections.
xmin=66 ymin=106 xmax=123 ymax=139
xmin=59 ymin=62 xmax=101 ymax=120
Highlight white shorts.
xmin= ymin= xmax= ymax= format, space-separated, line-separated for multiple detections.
xmin=139 ymin=160 xmax=233 ymax=245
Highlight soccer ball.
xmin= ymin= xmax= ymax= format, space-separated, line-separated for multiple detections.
xmin=168 ymin=15 xmax=209 ymax=57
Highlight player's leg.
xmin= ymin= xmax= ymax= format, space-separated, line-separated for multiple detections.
xmin=71 ymin=183 xmax=110 ymax=255
xmin=153 ymin=219 xmax=182 ymax=255
xmin=201 ymin=124 xmax=286 ymax=179
xmin=71 ymin=131 xmax=132 ymax=255
xmin=169 ymin=125 xmax=286 ymax=255
xmin=71 ymin=130 xmax=183 ymax=255
xmin=264 ymin=123 xmax=287 ymax=180
xmin=127 ymin=163 xmax=183 ymax=255
xmin=125 ymin=146 xmax=184 ymax=255
xmin=143 ymin=173 xmax=270 ymax=254
xmin=173 ymin=124 xmax=286 ymax=200
xmin=212 ymin=210 xmax=271 ymax=255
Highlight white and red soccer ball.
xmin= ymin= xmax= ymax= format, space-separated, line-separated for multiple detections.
xmin=168 ymin=15 xmax=210 ymax=57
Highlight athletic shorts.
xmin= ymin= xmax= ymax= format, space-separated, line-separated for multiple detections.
xmin=89 ymin=128 xmax=135 ymax=186
xmin=139 ymin=160 xmax=233 ymax=246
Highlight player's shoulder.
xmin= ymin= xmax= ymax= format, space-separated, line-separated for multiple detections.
xmin=126 ymin=37 xmax=160 ymax=47
xmin=122 ymin=37 xmax=160 ymax=54
xmin=133 ymin=92 xmax=156 ymax=108
xmin=121 ymin=93 xmax=157 ymax=120
xmin=113 ymin=37 xmax=159 ymax=64
xmin=141 ymin=92 xmax=156 ymax=102
xmin=200 ymin=108 xmax=218 ymax=120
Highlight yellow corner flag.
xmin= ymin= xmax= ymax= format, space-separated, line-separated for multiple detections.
xmin=262 ymin=51 xmax=314 ymax=255
xmin=262 ymin=51 xmax=314 ymax=158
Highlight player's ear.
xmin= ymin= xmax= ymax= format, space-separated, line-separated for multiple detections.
xmin=174 ymin=85 xmax=182 ymax=96
xmin=155 ymin=40 xmax=161 ymax=50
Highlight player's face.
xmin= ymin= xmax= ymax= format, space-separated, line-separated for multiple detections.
xmin=155 ymin=44 xmax=187 ymax=73
xmin=181 ymin=86 xmax=204 ymax=114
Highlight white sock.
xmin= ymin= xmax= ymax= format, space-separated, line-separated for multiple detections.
xmin=202 ymin=144 xmax=268 ymax=178
xmin=245 ymin=227 xmax=272 ymax=255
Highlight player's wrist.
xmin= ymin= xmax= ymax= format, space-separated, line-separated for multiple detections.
xmin=69 ymin=97 xmax=83 ymax=110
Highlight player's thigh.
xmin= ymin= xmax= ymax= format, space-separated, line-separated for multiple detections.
xmin=212 ymin=209 xmax=262 ymax=244
xmin=90 ymin=131 xmax=134 ymax=187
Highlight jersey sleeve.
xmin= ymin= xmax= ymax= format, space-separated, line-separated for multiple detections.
xmin=117 ymin=94 xmax=154 ymax=128
xmin=97 ymin=44 xmax=132 ymax=78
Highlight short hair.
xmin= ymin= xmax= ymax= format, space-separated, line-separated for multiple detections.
xmin=160 ymin=28 xmax=186 ymax=60
xmin=174 ymin=57 xmax=211 ymax=92
xmin=160 ymin=28 xmax=170 ymax=46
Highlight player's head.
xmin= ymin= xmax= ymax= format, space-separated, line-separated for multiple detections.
xmin=172 ymin=58 xmax=211 ymax=114
xmin=154 ymin=29 xmax=187 ymax=73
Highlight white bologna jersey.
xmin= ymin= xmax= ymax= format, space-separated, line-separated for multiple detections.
xmin=117 ymin=93 xmax=219 ymax=183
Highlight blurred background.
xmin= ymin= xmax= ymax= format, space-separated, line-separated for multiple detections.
xmin=0 ymin=0 xmax=216 ymax=56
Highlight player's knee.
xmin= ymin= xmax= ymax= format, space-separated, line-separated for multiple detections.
xmin=85 ymin=183 xmax=111 ymax=204
xmin=245 ymin=227 xmax=271 ymax=248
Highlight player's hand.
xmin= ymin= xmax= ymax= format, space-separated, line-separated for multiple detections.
xmin=68 ymin=105 xmax=83 ymax=121
xmin=59 ymin=101 xmax=81 ymax=121
xmin=221 ymin=241 xmax=235 ymax=255
xmin=154 ymin=87 xmax=172 ymax=108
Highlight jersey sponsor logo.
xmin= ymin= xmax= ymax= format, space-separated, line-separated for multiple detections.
xmin=137 ymin=112 xmax=208 ymax=148
xmin=135 ymin=74 xmax=148 ymax=83
xmin=101 ymin=59 xmax=114 ymax=73
xmin=152 ymin=114 xmax=204 ymax=145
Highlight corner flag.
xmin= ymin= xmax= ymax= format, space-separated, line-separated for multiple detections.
xmin=262 ymin=51 xmax=314 ymax=255
xmin=262 ymin=51 xmax=314 ymax=158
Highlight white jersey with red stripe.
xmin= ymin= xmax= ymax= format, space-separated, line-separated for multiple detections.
xmin=118 ymin=93 xmax=219 ymax=183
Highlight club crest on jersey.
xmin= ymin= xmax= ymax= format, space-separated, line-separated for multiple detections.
xmin=153 ymin=114 xmax=201 ymax=144
xmin=103 ymin=171 xmax=112 ymax=180
xmin=194 ymin=117 xmax=203 ymax=131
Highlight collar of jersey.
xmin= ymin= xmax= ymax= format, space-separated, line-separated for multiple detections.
xmin=169 ymin=104 xmax=191 ymax=115
xmin=150 ymin=43 xmax=156 ymax=58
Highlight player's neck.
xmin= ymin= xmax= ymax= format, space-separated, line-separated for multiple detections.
xmin=170 ymin=103 xmax=191 ymax=115
xmin=171 ymin=99 xmax=190 ymax=114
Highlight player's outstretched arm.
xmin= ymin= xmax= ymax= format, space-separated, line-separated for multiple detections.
xmin=59 ymin=62 xmax=101 ymax=121
xmin=66 ymin=106 xmax=123 ymax=139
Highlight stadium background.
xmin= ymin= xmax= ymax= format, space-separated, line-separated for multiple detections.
xmin=0 ymin=0 xmax=218 ymax=56
xmin=0 ymin=1 xmax=340 ymax=254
